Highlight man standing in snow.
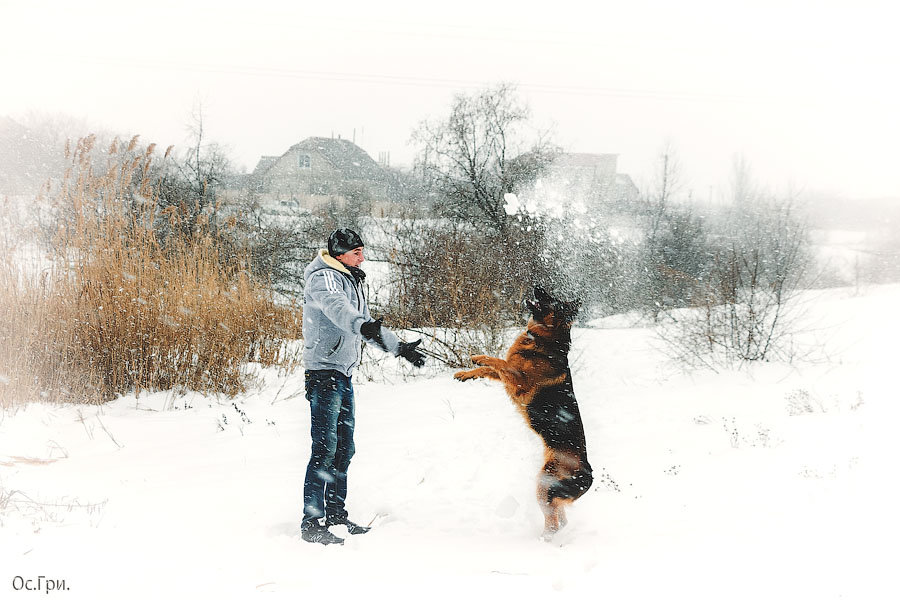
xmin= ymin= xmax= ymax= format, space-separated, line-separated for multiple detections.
xmin=300 ymin=227 xmax=426 ymax=545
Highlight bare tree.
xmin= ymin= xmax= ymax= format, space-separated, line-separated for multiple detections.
xmin=645 ymin=140 xmax=686 ymax=240
xmin=384 ymin=83 xmax=564 ymax=363
xmin=636 ymin=142 xmax=712 ymax=318
xmin=729 ymin=153 xmax=758 ymax=208
xmin=411 ymin=83 xmax=558 ymax=232
xmin=156 ymin=102 xmax=234 ymax=241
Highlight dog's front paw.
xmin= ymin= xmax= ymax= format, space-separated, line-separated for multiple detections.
xmin=454 ymin=370 xmax=476 ymax=381
xmin=470 ymin=354 xmax=489 ymax=365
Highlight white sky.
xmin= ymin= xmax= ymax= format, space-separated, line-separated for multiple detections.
xmin=1 ymin=0 xmax=898 ymax=200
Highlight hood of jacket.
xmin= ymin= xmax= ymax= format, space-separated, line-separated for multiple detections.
xmin=304 ymin=249 xmax=351 ymax=279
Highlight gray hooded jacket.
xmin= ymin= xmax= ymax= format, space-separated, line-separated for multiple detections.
xmin=302 ymin=250 xmax=400 ymax=376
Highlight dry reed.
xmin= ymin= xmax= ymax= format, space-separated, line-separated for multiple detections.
xmin=0 ymin=136 xmax=301 ymax=407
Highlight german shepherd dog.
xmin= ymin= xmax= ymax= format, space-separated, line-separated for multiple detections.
xmin=454 ymin=287 xmax=592 ymax=540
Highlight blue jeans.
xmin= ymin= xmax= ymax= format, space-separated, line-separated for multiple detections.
xmin=302 ymin=369 xmax=355 ymax=524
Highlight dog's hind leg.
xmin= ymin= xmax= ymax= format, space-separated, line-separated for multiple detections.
xmin=537 ymin=479 xmax=564 ymax=540
xmin=537 ymin=457 xmax=564 ymax=540
xmin=538 ymin=449 xmax=591 ymax=540
xmin=453 ymin=366 xmax=501 ymax=381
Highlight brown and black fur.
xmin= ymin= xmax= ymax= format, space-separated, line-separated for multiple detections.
xmin=454 ymin=287 xmax=592 ymax=539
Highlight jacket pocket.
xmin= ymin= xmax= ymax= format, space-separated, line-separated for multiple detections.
xmin=324 ymin=336 xmax=344 ymax=358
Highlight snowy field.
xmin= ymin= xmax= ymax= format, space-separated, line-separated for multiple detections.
xmin=1 ymin=285 xmax=897 ymax=599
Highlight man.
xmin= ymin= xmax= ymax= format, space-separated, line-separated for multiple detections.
xmin=300 ymin=227 xmax=426 ymax=545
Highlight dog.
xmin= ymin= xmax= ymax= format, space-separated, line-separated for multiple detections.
xmin=454 ymin=286 xmax=592 ymax=540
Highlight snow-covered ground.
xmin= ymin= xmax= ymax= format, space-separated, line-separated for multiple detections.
xmin=1 ymin=285 xmax=897 ymax=599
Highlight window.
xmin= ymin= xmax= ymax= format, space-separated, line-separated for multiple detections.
xmin=298 ymin=154 xmax=311 ymax=169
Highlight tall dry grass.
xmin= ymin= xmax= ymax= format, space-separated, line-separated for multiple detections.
xmin=0 ymin=136 xmax=301 ymax=408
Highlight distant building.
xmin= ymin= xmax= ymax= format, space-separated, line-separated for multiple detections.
xmin=615 ymin=173 xmax=640 ymax=204
xmin=544 ymin=153 xmax=639 ymax=209
xmin=249 ymin=136 xmax=397 ymax=214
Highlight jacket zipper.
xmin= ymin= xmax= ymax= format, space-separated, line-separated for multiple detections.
xmin=344 ymin=271 xmax=364 ymax=368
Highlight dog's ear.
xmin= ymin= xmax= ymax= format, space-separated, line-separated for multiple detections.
xmin=534 ymin=286 xmax=552 ymax=303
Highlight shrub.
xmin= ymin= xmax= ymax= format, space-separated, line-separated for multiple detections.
xmin=657 ymin=197 xmax=810 ymax=369
xmin=380 ymin=217 xmax=551 ymax=366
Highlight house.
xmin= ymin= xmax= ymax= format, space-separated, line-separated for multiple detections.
xmin=249 ymin=136 xmax=397 ymax=214
xmin=544 ymin=153 xmax=639 ymax=209
xmin=615 ymin=173 xmax=640 ymax=204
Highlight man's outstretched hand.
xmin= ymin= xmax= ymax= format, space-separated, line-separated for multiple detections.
xmin=397 ymin=339 xmax=426 ymax=368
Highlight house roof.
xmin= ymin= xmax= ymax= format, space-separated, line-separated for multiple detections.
xmin=251 ymin=155 xmax=278 ymax=177
xmin=616 ymin=173 xmax=637 ymax=187
xmin=552 ymin=153 xmax=618 ymax=168
xmin=253 ymin=137 xmax=391 ymax=184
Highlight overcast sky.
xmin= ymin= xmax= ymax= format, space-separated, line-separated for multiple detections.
xmin=1 ymin=0 xmax=897 ymax=200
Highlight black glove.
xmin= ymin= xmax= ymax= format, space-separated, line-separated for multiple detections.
xmin=360 ymin=318 xmax=388 ymax=352
xmin=397 ymin=339 xmax=426 ymax=368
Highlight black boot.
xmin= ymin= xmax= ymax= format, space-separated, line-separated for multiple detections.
xmin=301 ymin=520 xmax=344 ymax=545
xmin=325 ymin=516 xmax=371 ymax=535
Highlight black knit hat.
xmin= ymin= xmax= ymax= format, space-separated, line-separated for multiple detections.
xmin=327 ymin=228 xmax=364 ymax=257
